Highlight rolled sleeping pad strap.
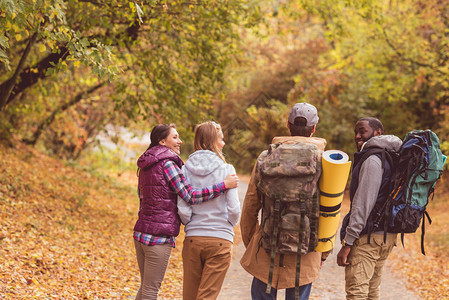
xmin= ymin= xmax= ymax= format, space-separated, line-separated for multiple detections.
xmin=320 ymin=203 xmax=341 ymax=212
xmin=319 ymin=190 xmax=344 ymax=198
xmin=316 ymin=208 xmax=341 ymax=249
xmin=318 ymin=232 xmax=337 ymax=243
xmin=315 ymin=150 xmax=352 ymax=252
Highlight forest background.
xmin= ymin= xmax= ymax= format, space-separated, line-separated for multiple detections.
xmin=1 ymin=0 xmax=449 ymax=299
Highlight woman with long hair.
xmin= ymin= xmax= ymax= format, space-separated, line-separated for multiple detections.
xmin=177 ymin=121 xmax=240 ymax=300
xmin=133 ymin=123 xmax=239 ymax=300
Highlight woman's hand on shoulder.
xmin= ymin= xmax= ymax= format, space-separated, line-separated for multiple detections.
xmin=224 ymin=174 xmax=239 ymax=189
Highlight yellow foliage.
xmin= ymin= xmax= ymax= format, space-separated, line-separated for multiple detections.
xmin=39 ymin=44 xmax=46 ymax=53
xmin=0 ymin=144 xmax=183 ymax=298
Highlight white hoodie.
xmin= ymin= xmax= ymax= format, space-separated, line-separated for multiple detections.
xmin=177 ymin=150 xmax=240 ymax=242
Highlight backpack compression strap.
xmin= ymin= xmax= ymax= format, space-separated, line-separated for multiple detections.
xmin=421 ymin=211 xmax=432 ymax=255
xmin=317 ymin=201 xmax=340 ymax=247
xmin=295 ymin=197 xmax=306 ymax=300
xmin=256 ymin=194 xmax=268 ymax=262
xmin=266 ymin=197 xmax=281 ymax=295
xmin=309 ymin=190 xmax=319 ymax=252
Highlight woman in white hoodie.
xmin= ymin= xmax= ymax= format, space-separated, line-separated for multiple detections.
xmin=177 ymin=121 xmax=240 ymax=300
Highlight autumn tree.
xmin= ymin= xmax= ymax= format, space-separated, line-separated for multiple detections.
xmin=215 ymin=0 xmax=449 ymax=172
xmin=298 ymin=0 xmax=449 ymax=142
xmin=0 ymin=0 xmax=261 ymax=156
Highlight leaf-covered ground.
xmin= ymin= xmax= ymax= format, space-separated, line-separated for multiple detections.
xmin=389 ymin=180 xmax=449 ymax=299
xmin=0 ymin=144 xmax=184 ymax=299
xmin=0 ymin=144 xmax=447 ymax=299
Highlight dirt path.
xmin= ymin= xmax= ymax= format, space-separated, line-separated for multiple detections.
xmin=218 ymin=182 xmax=422 ymax=299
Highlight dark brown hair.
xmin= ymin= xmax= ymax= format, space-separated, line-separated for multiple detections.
xmin=288 ymin=117 xmax=315 ymax=137
xmin=147 ymin=123 xmax=176 ymax=150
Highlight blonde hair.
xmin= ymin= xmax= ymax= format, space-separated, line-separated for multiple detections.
xmin=194 ymin=121 xmax=226 ymax=162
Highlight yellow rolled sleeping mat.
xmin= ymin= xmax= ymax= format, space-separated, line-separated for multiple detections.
xmin=315 ymin=150 xmax=352 ymax=252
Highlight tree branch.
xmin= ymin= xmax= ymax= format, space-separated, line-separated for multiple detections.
xmin=0 ymin=32 xmax=38 ymax=111
xmin=23 ymin=81 xmax=107 ymax=145
xmin=0 ymin=17 xmax=141 ymax=109
xmin=1 ymin=45 xmax=70 ymax=107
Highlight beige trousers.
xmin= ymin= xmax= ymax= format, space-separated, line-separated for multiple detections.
xmin=182 ymin=236 xmax=232 ymax=300
xmin=134 ymin=240 xmax=172 ymax=300
xmin=345 ymin=234 xmax=397 ymax=300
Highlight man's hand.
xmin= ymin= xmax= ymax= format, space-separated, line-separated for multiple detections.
xmin=320 ymin=250 xmax=331 ymax=268
xmin=336 ymin=245 xmax=352 ymax=266
xmin=320 ymin=259 xmax=326 ymax=268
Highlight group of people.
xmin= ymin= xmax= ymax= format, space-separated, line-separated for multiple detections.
xmin=134 ymin=121 xmax=239 ymax=300
xmin=133 ymin=103 xmax=401 ymax=300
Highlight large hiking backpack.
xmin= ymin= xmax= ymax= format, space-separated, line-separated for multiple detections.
xmin=255 ymin=139 xmax=323 ymax=297
xmin=360 ymin=130 xmax=445 ymax=254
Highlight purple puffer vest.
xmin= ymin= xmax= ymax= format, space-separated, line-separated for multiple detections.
xmin=133 ymin=145 xmax=184 ymax=236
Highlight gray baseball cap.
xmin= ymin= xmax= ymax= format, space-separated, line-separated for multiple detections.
xmin=288 ymin=103 xmax=319 ymax=126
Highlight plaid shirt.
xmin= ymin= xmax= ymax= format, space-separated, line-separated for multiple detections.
xmin=134 ymin=160 xmax=227 ymax=247
xmin=133 ymin=231 xmax=175 ymax=247
xmin=163 ymin=160 xmax=226 ymax=204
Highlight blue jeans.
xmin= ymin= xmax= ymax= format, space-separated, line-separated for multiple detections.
xmin=251 ymin=277 xmax=312 ymax=300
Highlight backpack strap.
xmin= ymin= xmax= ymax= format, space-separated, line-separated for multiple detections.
xmin=319 ymin=190 xmax=344 ymax=198
xmin=274 ymin=253 xmax=284 ymax=293
xmin=266 ymin=197 xmax=281 ymax=295
xmin=420 ymin=211 xmax=432 ymax=255
xmin=382 ymin=198 xmax=394 ymax=243
xmin=358 ymin=148 xmax=385 ymax=170
xmin=358 ymin=147 xmax=393 ymax=244
xmin=256 ymin=194 xmax=269 ymax=262
xmin=308 ymin=190 xmax=320 ymax=252
xmin=318 ymin=201 xmax=340 ymax=245
xmin=295 ymin=196 xmax=306 ymax=300
xmin=370 ymin=147 xmax=395 ymax=244
xmin=400 ymin=204 xmax=410 ymax=248
xmin=366 ymin=215 xmax=373 ymax=245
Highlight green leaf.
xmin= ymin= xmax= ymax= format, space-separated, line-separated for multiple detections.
xmin=0 ymin=35 xmax=8 ymax=49
xmin=135 ymin=2 xmax=143 ymax=24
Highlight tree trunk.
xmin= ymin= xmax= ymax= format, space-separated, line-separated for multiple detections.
xmin=0 ymin=32 xmax=38 ymax=111
xmin=0 ymin=20 xmax=141 ymax=110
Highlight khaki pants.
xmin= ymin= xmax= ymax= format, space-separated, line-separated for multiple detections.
xmin=182 ymin=236 xmax=232 ymax=300
xmin=345 ymin=234 xmax=397 ymax=300
xmin=134 ymin=240 xmax=172 ymax=300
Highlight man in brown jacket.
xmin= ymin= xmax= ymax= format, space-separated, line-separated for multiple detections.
xmin=240 ymin=103 xmax=328 ymax=300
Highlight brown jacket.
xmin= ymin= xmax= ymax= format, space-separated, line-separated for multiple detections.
xmin=239 ymin=136 xmax=326 ymax=289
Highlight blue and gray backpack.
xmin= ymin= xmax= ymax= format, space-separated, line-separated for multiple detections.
xmin=361 ymin=130 xmax=445 ymax=254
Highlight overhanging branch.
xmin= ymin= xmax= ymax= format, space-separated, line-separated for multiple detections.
xmin=0 ymin=32 xmax=39 ymax=111
xmin=23 ymin=81 xmax=107 ymax=145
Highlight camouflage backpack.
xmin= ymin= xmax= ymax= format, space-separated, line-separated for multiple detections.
xmin=255 ymin=138 xmax=323 ymax=297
